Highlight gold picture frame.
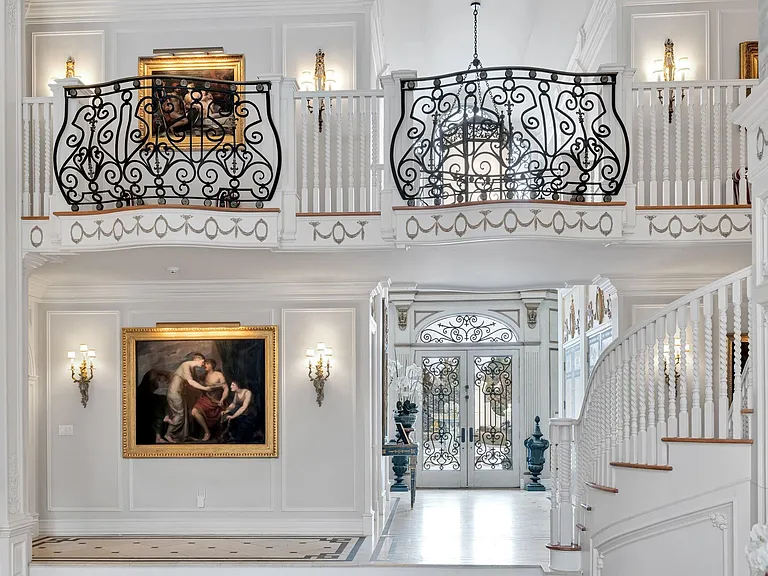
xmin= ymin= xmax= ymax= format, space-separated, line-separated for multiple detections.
xmin=740 ymin=41 xmax=758 ymax=80
xmin=137 ymin=53 xmax=246 ymax=147
xmin=122 ymin=325 xmax=278 ymax=458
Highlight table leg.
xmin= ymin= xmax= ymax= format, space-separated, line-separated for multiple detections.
xmin=409 ymin=454 xmax=416 ymax=509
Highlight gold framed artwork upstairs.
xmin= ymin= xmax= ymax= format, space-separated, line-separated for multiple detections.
xmin=740 ymin=41 xmax=758 ymax=80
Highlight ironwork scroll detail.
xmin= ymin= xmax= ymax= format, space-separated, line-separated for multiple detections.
xmin=473 ymin=356 xmax=513 ymax=470
xmin=418 ymin=314 xmax=516 ymax=344
xmin=390 ymin=67 xmax=629 ymax=206
xmin=54 ymin=76 xmax=282 ymax=211
xmin=421 ymin=357 xmax=462 ymax=471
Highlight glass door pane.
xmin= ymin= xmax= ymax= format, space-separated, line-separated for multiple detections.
xmin=468 ymin=352 xmax=520 ymax=488
xmin=417 ymin=353 xmax=467 ymax=487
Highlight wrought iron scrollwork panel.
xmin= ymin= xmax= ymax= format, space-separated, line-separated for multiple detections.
xmin=421 ymin=357 xmax=462 ymax=471
xmin=54 ymin=75 xmax=282 ymax=211
xmin=418 ymin=314 xmax=516 ymax=344
xmin=390 ymin=67 xmax=629 ymax=206
xmin=473 ymin=355 xmax=513 ymax=470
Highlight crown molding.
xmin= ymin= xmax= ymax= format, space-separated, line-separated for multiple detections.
xmin=567 ymin=0 xmax=616 ymax=73
xmin=606 ymin=273 xmax=728 ymax=297
xmin=35 ymin=279 xmax=378 ymax=303
xmin=25 ymin=0 xmax=374 ymax=23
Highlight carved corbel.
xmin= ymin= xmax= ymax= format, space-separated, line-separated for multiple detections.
xmin=396 ymin=305 xmax=409 ymax=331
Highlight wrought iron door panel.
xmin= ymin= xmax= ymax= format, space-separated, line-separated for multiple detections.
xmin=472 ymin=356 xmax=513 ymax=470
xmin=421 ymin=356 xmax=462 ymax=471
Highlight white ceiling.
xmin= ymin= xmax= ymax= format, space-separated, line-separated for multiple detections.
xmin=30 ymin=240 xmax=750 ymax=294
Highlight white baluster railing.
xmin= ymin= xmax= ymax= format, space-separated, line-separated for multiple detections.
xmin=295 ymin=90 xmax=384 ymax=214
xmin=549 ymin=267 xmax=752 ymax=553
xmin=22 ymin=97 xmax=54 ymax=217
xmin=633 ymin=81 xmax=757 ymax=207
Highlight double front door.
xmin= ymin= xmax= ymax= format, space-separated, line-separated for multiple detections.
xmin=415 ymin=349 xmax=521 ymax=488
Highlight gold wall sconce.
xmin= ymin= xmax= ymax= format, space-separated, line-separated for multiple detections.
xmin=65 ymin=55 xmax=76 ymax=78
xmin=306 ymin=342 xmax=332 ymax=406
xmin=68 ymin=344 xmax=96 ymax=407
xmin=300 ymin=49 xmax=336 ymax=132
xmin=653 ymin=39 xmax=690 ymax=123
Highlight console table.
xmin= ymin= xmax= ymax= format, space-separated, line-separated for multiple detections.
xmin=381 ymin=441 xmax=418 ymax=509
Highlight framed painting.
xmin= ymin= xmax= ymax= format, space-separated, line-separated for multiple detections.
xmin=137 ymin=53 xmax=245 ymax=147
xmin=122 ymin=325 xmax=277 ymax=458
xmin=740 ymin=41 xmax=758 ymax=80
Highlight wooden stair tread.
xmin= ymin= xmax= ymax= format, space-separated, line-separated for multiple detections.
xmin=742 ymin=408 xmax=754 ymax=414
xmin=662 ymin=437 xmax=753 ymax=444
xmin=586 ymin=482 xmax=618 ymax=494
xmin=546 ymin=544 xmax=582 ymax=552
xmin=610 ymin=462 xmax=672 ymax=471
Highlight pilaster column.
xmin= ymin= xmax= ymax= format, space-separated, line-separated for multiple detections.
xmin=0 ymin=2 xmax=36 ymax=575
xmin=733 ymin=78 xmax=768 ymax=525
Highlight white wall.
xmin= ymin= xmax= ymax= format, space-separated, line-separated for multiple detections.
xmin=27 ymin=13 xmax=370 ymax=96
xmin=36 ymin=294 xmax=373 ymax=535
xmin=619 ymin=0 xmax=757 ymax=81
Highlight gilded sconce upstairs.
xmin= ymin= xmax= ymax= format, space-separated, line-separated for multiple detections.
xmin=68 ymin=344 xmax=95 ymax=407
xmin=306 ymin=342 xmax=332 ymax=406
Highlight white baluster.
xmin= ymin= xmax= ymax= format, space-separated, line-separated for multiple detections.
xmin=44 ymin=102 xmax=52 ymax=216
xmin=738 ymin=85 xmax=748 ymax=205
xmin=712 ymin=87 xmax=722 ymax=205
xmin=610 ymin=350 xmax=619 ymax=482
xmin=348 ymin=97 xmax=355 ymax=212
xmin=324 ymin=95 xmax=332 ymax=212
xmin=649 ymin=92 xmax=658 ymax=205
xmin=662 ymin=90 xmax=671 ymax=205
xmin=667 ymin=312 xmax=678 ymax=438
xmin=686 ymin=85 xmax=696 ymax=205
xmin=360 ymin=96 xmax=369 ymax=211
xmin=732 ymin=278 xmax=743 ymax=439
xmin=747 ymin=278 xmax=754 ymax=439
xmin=717 ymin=285 xmax=728 ymax=438
xmin=636 ymin=90 xmax=645 ymax=206
xmin=601 ymin=364 xmax=610 ymax=483
xmin=726 ymin=87 xmax=734 ymax=205
xmin=674 ymin=86 xmax=682 ymax=205
xmin=300 ymin=101 xmax=309 ymax=212
xmin=703 ymin=291 xmax=715 ymax=438
xmin=22 ymin=103 xmax=30 ymax=217
xmin=700 ymin=87 xmax=709 ymax=207
xmin=335 ymin=95 xmax=343 ymax=212
xmin=312 ymin=96 xmax=320 ymax=213
xmin=32 ymin=102 xmax=41 ymax=217
xmin=690 ymin=297 xmax=702 ymax=438
xmin=656 ymin=318 xmax=668 ymax=464
xmin=372 ymin=96 xmax=381 ymax=211
xmin=623 ymin=343 xmax=631 ymax=461
xmin=630 ymin=333 xmax=639 ymax=462
xmin=646 ymin=328 xmax=657 ymax=465
xmin=677 ymin=306 xmax=688 ymax=437
xmin=637 ymin=329 xmax=647 ymax=464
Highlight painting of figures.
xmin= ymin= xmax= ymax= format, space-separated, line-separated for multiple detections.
xmin=138 ymin=54 xmax=245 ymax=146
xmin=122 ymin=325 xmax=277 ymax=458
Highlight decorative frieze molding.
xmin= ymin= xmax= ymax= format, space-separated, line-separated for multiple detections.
xmin=309 ymin=220 xmax=368 ymax=244
xmin=395 ymin=203 xmax=623 ymax=244
xmin=631 ymin=210 xmax=752 ymax=241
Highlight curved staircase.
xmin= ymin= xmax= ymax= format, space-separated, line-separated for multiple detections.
xmin=549 ymin=268 xmax=754 ymax=575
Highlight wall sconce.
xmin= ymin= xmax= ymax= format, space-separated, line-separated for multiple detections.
xmin=653 ymin=39 xmax=690 ymax=123
xmin=300 ymin=49 xmax=336 ymax=132
xmin=306 ymin=342 xmax=332 ymax=406
xmin=68 ymin=344 xmax=95 ymax=407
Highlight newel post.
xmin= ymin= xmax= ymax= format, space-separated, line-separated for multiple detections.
xmin=548 ymin=418 xmax=580 ymax=573
xmin=380 ymin=70 xmax=417 ymax=241
xmin=278 ymin=78 xmax=299 ymax=244
xmin=47 ymin=78 xmax=84 ymax=214
xmin=598 ymin=64 xmax=636 ymax=231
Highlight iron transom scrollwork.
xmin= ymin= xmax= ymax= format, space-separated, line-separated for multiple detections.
xmin=54 ymin=75 xmax=282 ymax=211
xmin=473 ymin=356 xmax=513 ymax=470
xmin=421 ymin=357 xmax=462 ymax=471
xmin=390 ymin=67 xmax=630 ymax=206
xmin=418 ymin=314 xmax=517 ymax=344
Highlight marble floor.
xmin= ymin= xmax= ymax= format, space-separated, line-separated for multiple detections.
xmin=31 ymin=489 xmax=550 ymax=568
xmin=372 ymin=489 xmax=550 ymax=566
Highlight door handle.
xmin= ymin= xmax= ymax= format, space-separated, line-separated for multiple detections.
xmin=461 ymin=427 xmax=466 ymax=443
xmin=469 ymin=427 xmax=474 ymax=442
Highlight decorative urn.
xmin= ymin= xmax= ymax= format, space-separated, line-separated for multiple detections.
xmin=523 ymin=416 xmax=550 ymax=492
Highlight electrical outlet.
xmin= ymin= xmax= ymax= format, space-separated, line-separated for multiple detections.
xmin=58 ymin=425 xmax=66 ymax=436
xmin=66 ymin=425 xmax=74 ymax=436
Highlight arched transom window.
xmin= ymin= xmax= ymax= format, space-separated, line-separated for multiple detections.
xmin=418 ymin=313 xmax=518 ymax=344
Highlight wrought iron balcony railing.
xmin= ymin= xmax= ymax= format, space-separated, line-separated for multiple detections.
xmin=390 ymin=67 xmax=630 ymax=206
xmin=54 ymin=75 xmax=281 ymax=211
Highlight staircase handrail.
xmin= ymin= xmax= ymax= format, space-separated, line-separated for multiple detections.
xmin=573 ymin=266 xmax=751 ymax=424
